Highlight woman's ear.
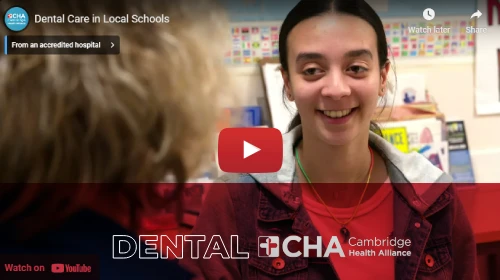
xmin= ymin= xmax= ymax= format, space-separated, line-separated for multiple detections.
xmin=280 ymin=67 xmax=294 ymax=101
xmin=379 ymin=61 xmax=391 ymax=97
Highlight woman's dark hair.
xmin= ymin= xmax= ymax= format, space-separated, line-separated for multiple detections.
xmin=280 ymin=0 xmax=388 ymax=136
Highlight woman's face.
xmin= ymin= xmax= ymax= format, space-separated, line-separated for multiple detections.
xmin=283 ymin=13 xmax=389 ymax=145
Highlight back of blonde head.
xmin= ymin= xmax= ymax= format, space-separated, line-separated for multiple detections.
xmin=0 ymin=0 xmax=234 ymax=233
xmin=0 ymin=0 xmax=232 ymax=183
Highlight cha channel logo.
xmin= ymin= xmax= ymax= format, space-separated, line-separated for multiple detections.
xmin=4 ymin=6 xmax=29 ymax=32
xmin=259 ymin=236 xmax=345 ymax=257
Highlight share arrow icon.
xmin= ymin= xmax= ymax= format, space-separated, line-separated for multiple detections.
xmin=471 ymin=10 xmax=482 ymax=19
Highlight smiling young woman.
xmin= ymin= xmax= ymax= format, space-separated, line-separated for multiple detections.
xmin=180 ymin=1 xmax=479 ymax=280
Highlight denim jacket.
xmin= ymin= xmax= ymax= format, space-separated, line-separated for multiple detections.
xmin=180 ymin=126 xmax=479 ymax=280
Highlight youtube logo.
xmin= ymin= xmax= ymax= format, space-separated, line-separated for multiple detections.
xmin=218 ymin=128 xmax=283 ymax=173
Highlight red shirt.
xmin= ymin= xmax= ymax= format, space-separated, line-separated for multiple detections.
xmin=302 ymin=179 xmax=395 ymax=280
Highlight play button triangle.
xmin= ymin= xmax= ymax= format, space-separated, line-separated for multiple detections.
xmin=244 ymin=141 xmax=261 ymax=159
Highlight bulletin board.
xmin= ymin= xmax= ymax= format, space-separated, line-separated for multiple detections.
xmin=225 ymin=18 xmax=475 ymax=65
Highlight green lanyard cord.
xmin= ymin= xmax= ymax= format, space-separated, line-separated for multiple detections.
xmin=295 ymin=146 xmax=312 ymax=184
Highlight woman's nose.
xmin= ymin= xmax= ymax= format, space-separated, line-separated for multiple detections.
xmin=320 ymin=71 xmax=351 ymax=100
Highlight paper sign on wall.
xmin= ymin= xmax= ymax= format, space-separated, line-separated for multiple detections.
xmin=383 ymin=73 xmax=427 ymax=107
xmin=380 ymin=127 xmax=410 ymax=153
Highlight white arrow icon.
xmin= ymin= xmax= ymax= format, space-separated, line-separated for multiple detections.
xmin=471 ymin=10 xmax=482 ymax=19
xmin=111 ymin=42 xmax=114 ymax=48
xmin=243 ymin=141 xmax=260 ymax=159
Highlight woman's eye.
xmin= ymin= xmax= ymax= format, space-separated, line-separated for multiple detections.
xmin=303 ymin=68 xmax=322 ymax=75
xmin=347 ymin=65 xmax=368 ymax=74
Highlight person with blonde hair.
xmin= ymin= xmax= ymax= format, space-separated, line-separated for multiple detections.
xmin=0 ymin=0 xmax=232 ymax=279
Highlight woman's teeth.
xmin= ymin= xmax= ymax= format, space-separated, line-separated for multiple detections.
xmin=322 ymin=109 xmax=352 ymax=118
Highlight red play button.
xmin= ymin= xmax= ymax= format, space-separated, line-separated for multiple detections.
xmin=218 ymin=127 xmax=283 ymax=173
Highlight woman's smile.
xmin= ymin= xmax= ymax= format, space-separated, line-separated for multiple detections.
xmin=316 ymin=107 xmax=358 ymax=124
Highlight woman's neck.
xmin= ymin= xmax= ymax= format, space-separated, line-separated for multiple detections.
xmin=297 ymin=131 xmax=372 ymax=184
xmin=296 ymin=128 xmax=388 ymax=208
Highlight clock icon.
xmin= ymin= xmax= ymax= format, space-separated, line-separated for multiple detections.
xmin=423 ymin=8 xmax=435 ymax=21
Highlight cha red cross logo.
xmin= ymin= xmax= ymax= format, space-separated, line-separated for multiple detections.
xmin=258 ymin=236 xmax=280 ymax=257
xmin=8 ymin=14 xmax=12 ymax=18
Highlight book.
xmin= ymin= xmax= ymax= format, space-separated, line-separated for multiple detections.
xmin=446 ymin=121 xmax=475 ymax=184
